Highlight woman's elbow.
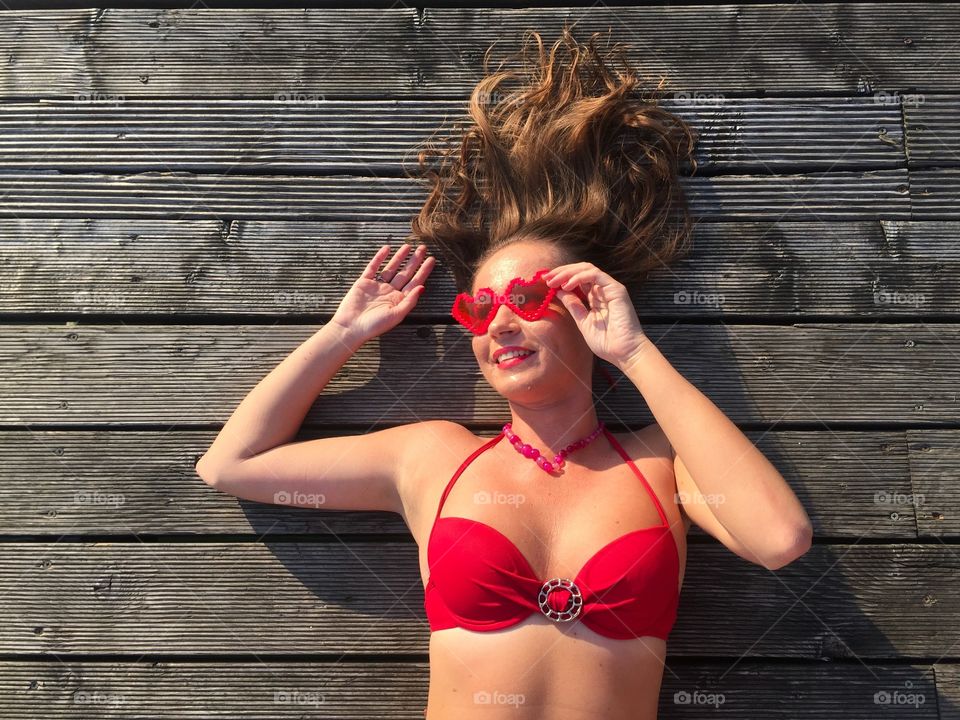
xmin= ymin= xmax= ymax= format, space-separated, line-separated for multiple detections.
xmin=764 ymin=522 xmax=814 ymax=571
xmin=196 ymin=453 xmax=225 ymax=488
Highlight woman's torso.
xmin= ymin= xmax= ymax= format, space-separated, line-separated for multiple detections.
xmin=403 ymin=421 xmax=689 ymax=720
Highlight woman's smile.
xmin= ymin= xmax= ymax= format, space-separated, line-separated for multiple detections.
xmin=496 ymin=350 xmax=537 ymax=369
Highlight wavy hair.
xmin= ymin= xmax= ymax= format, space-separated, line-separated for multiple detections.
xmin=406 ymin=26 xmax=700 ymax=294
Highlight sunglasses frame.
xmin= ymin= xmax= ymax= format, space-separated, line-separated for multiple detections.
xmin=451 ymin=268 xmax=588 ymax=335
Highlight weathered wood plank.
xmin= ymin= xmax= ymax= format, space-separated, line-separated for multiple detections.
xmin=0 ymin=9 xmax=422 ymax=98
xmin=0 ymin=428 xmax=931 ymax=539
xmin=0 ymin=660 xmax=941 ymax=719
xmin=0 ymin=323 xmax=955 ymax=425
xmin=2 ymin=219 xmax=955 ymax=317
xmin=0 ymin=6 xmax=956 ymax=97
xmin=912 ymin=169 xmax=960 ymax=219
xmin=904 ymin=94 xmax=960 ymax=167
xmin=0 ymin=543 xmax=956 ymax=658
xmin=0 ymin=169 xmax=910 ymax=220
xmin=422 ymin=6 xmax=960 ymax=95
xmin=937 ymin=663 xmax=960 ymax=720
xmin=910 ymin=428 xmax=960 ymax=538
xmin=0 ymin=96 xmax=902 ymax=173
xmin=1 ymin=661 xmax=431 ymax=718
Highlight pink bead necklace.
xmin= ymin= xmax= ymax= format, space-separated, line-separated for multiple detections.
xmin=502 ymin=420 xmax=606 ymax=473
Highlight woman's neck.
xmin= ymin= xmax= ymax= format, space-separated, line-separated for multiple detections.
xmin=502 ymin=413 xmax=604 ymax=456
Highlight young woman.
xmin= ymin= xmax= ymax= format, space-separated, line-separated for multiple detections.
xmin=197 ymin=29 xmax=813 ymax=720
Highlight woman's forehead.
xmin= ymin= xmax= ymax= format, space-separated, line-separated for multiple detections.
xmin=474 ymin=263 xmax=540 ymax=292
xmin=474 ymin=248 xmax=559 ymax=291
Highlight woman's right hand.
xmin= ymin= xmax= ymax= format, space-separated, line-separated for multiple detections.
xmin=329 ymin=243 xmax=435 ymax=342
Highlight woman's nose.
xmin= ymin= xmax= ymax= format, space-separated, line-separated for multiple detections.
xmin=487 ymin=302 xmax=518 ymax=335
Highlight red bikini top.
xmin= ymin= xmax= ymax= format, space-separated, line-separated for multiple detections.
xmin=424 ymin=427 xmax=681 ymax=641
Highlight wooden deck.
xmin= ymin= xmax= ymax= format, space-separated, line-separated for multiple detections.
xmin=1 ymin=4 xmax=958 ymax=718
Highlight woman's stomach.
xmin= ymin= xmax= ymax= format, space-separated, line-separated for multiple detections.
xmin=425 ymin=618 xmax=667 ymax=720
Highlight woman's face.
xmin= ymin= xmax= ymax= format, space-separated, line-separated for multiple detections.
xmin=469 ymin=241 xmax=595 ymax=405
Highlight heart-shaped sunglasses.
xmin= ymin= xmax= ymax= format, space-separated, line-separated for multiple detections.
xmin=451 ymin=268 xmax=589 ymax=335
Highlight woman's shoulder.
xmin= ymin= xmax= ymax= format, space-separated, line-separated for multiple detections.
xmin=398 ymin=420 xmax=493 ymax=540
xmin=410 ymin=419 xmax=478 ymax=445
xmin=424 ymin=419 xmax=502 ymax=442
xmin=610 ymin=422 xmax=673 ymax=462
xmin=400 ymin=420 xmax=482 ymax=477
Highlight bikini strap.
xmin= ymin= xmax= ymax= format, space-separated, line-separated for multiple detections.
xmin=603 ymin=427 xmax=669 ymax=528
xmin=433 ymin=430 xmax=506 ymax=522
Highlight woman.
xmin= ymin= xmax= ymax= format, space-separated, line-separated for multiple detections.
xmin=197 ymin=29 xmax=813 ymax=719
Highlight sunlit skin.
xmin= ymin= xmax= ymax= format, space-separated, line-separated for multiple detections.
xmin=471 ymin=240 xmax=604 ymax=454
xmin=421 ymin=238 xmax=684 ymax=720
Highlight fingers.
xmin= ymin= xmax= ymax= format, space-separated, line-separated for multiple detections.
xmin=562 ymin=290 xmax=590 ymax=324
xmin=395 ymin=282 xmax=426 ymax=317
xmin=375 ymin=243 xmax=432 ymax=287
xmin=405 ymin=253 xmax=436 ymax=291
xmin=543 ymin=263 xmax=613 ymax=291
xmin=543 ymin=263 xmax=589 ymax=287
xmin=379 ymin=243 xmax=415 ymax=281
xmin=401 ymin=284 xmax=426 ymax=307
xmin=362 ymin=244 xmax=393 ymax=280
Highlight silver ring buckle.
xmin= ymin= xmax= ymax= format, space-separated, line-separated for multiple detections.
xmin=537 ymin=577 xmax=583 ymax=622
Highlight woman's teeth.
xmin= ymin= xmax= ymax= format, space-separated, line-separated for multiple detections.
xmin=498 ymin=350 xmax=533 ymax=364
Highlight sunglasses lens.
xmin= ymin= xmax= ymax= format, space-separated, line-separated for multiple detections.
xmin=455 ymin=291 xmax=494 ymax=331
xmin=513 ymin=280 xmax=551 ymax=312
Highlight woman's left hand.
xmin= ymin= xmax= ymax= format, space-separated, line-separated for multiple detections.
xmin=543 ymin=263 xmax=649 ymax=369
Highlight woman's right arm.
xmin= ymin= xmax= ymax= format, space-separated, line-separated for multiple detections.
xmin=195 ymin=243 xmax=436 ymax=516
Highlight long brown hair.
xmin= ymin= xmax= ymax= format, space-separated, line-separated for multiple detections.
xmin=407 ymin=26 xmax=700 ymax=294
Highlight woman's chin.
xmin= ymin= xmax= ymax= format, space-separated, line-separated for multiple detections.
xmin=490 ymin=370 xmax=588 ymax=403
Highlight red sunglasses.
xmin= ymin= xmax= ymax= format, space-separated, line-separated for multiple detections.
xmin=451 ymin=268 xmax=588 ymax=335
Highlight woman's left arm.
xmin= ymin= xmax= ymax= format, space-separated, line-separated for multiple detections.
xmin=617 ymin=340 xmax=813 ymax=571
xmin=543 ymin=262 xmax=813 ymax=571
